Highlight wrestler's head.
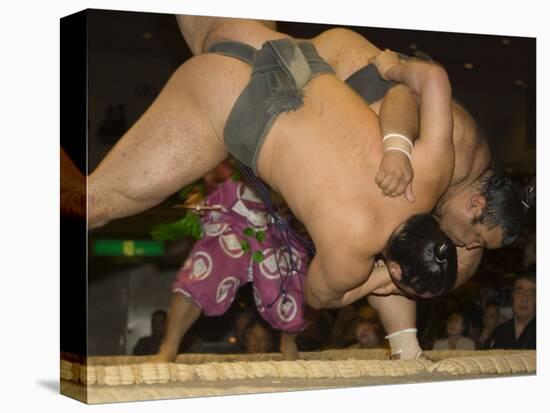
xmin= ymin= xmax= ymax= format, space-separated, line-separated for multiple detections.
xmin=384 ymin=213 xmax=457 ymax=298
xmin=436 ymin=169 xmax=534 ymax=250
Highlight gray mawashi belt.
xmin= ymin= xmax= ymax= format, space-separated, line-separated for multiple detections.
xmin=209 ymin=39 xmax=334 ymax=172
xmin=345 ymin=51 xmax=428 ymax=104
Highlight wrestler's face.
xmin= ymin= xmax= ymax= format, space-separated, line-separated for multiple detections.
xmin=437 ymin=193 xmax=504 ymax=250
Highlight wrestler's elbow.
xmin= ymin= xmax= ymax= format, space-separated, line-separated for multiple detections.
xmin=423 ymin=64 xmax=451 ymax=97
xmin=305 ymin=280 xmax=341 ymax=309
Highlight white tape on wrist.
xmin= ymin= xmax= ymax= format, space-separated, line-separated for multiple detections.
xmin=384 ymin=147 xmax=412 ymax=161
xmin=383 ymin=133 xmax=413 ymax=149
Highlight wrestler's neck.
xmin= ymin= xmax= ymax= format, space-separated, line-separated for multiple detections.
xmin=433 ymin=182 xmax=471 ymax=218
xmin=435 ymin=160 xmax=491 ymax=217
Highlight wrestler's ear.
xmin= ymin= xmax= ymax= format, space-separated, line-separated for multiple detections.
xmin=387 ymin=261 xmax=402 ymax=280
xmin=466 ymin=193 xmax=487 ymax=220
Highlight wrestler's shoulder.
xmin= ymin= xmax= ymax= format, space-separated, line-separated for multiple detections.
xmin=315 ymin=204 xmax=379 ymax=250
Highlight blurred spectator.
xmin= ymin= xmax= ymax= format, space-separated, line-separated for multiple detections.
xmin=477 ymin=302 xmax=500 ymax=349
xmin=432 ymin=312 xmax=476 ymax=350
xmin=326 ymin=305 xmax=358 ymax=348
xmin=294 ymin=309 xmax=335 ymax=351
xmin=232 ymin=309 xmax=256 ymax=347
xmin=347 ymin=306 xmax=386 ymax=349
xmin=523 ymin=231 xmax=536 ymax=270
xmin=133 ymin=310 xmax=167 ymax=355
xmin=241 ymin=318 xmax=277 ymax=354
xmin=486 ymin=274 xmax=536 ymax=350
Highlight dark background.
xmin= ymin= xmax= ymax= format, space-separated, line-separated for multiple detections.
xmin=74 ymin=9 xmax=535 ymax=355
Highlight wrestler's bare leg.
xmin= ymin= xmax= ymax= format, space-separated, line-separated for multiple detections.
xmin=176 ymin=16 xmax=281 ymax=55
xmin=367 ymin=294 xmax=423 ymax=359
xmin=61 ymin=147 xmax=86 ymax=218
xmin=151 ymin=294 xmax=202 ymax=363
xmin=88 ymin=59 xmax=229 ymax=228
xmin=279 ymin=332 xmax=299 ymax=361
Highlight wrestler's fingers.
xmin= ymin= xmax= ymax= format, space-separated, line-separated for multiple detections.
xmin=378 ymin=172 xmax=392 ymax=189
xmin=392 ymin=182 xmax=408 ymax=197
xmin=379 ymin=174 xmax=395 ymax=192
xmin=384 ymin=179 xmax=400 ymax=195
xmin=375 ymin=168 xmax=386 ymax=185
xmin=390 ymin=180 xmax=404 ymax=196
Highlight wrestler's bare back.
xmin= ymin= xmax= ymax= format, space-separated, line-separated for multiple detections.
xmin=184 ymin=50 xmax=447 ymax=288
xmin=193 ymin=19 xmax=490 ymax=190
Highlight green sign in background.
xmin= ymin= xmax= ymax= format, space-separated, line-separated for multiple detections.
xmin=93 ymin=240 xmax=164 ymax=257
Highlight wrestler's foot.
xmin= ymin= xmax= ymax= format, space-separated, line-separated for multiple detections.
xmin=415 ymin=351 xmax=435 ymax=362
xmin=149 ymin=350 xmax=177 ymax=363
xmin=281 ymin=346 xmax=300 ymax=361
xmin=390 ymin=351 xmax=432 ymax=361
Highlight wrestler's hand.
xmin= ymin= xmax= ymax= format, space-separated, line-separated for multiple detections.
xmin=375 ymin=151 xmax=415 ymax=202
xmin=371 ymin=49 xmax=402 ymax=80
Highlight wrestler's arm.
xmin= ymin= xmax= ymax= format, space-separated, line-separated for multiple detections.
xmin=375 ymin=84 xmax=419 ymax=202
xmin=305 ymin=254 xmax=386 ymax=309
xmin=374 ymin=52 xmax=454 ymax=199
xmin=388 ymin=59 xmax=455 ymax=195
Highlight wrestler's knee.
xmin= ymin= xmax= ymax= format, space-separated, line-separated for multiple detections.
xmin=176 ymin=15 xmax=220 ymax=55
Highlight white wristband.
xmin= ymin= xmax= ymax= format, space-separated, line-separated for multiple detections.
xmin=383 ymin=133 xmax=414 ymax=149
xmin=384 ymin=147 xmax=412 ymax=162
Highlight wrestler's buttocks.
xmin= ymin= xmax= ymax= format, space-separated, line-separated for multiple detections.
xmin=256 ymin=73 xmax=384 ymax=222
xmin=192 ymin=54 xmax=383 ymax=214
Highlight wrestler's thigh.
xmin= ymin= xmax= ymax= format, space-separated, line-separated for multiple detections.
xmin=91 ymin=57 xmax=229 ymax=205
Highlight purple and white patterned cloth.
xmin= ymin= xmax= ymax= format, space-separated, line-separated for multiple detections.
xmin=172 ymin=179 xmax=310 ymax=333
